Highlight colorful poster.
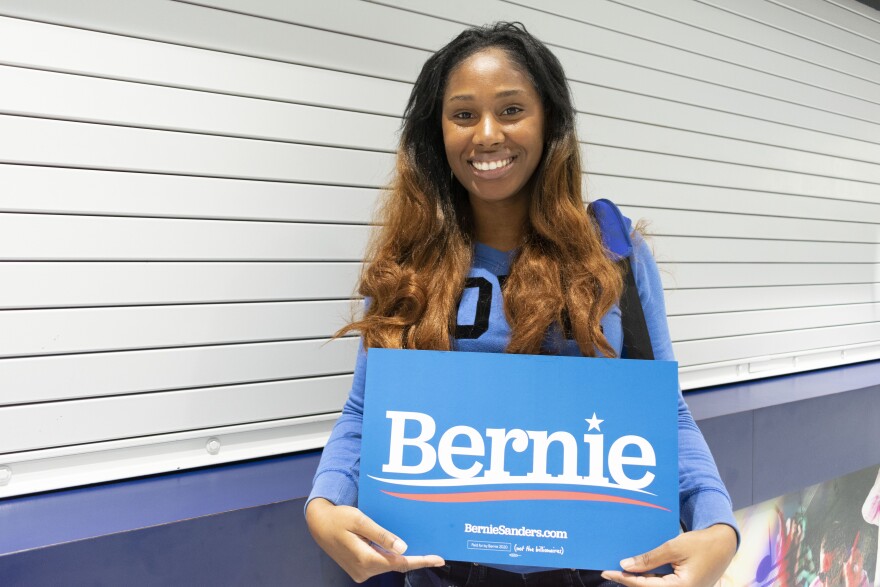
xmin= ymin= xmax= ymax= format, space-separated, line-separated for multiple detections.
xmin=359 ymin=349 xmax=680 ymax=571
xmin=716 ymin=464 xmax=880 ymax=587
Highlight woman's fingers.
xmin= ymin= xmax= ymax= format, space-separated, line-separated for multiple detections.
xmin=305 ymin=499 xmax=444 ymax=583
xmin=600 ymin=540 xmax=680 ymax=587
xmin=402 ymin=554 xmax=447 ymax=571
xmin=600 ymin=571 xmax=681 ymax=586
xmin=370 ymin=545 xmax=446 ymax=574
xmin=351 ymin=507 xmax=408 ymax=554
xmin=339 ymin=525 xmax=444 ymax=581
xmin=619 ymin=540 xmax=677 ymax=573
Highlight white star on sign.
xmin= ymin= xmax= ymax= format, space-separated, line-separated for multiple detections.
xmin=585 ymin=413 xmax=603 ymax=432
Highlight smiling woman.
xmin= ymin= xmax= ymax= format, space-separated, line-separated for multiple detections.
xmin=305 ymin=22 xmax=738 ymax=587
xmin=335 ymin=23 xmax=623 ymax=359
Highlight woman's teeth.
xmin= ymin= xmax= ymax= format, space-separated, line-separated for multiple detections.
xmin=471 ymin=157 xmax=513 ymax=171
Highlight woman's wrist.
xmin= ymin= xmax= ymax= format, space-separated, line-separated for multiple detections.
xmin=706 ymin=523 xmax=737 ymax=539
xmin=305 ymin=497 xmax=334 ymax=522
xmin=706 ymin=523 xmax=738 ymax=558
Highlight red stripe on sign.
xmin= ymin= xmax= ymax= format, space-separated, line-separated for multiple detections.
xmin=380 ymin=489 xmax=670 ymax=511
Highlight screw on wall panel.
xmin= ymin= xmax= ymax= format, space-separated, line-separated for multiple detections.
xmin=206 ymin=437 xmax=221 ymax=455
xmin=0 ymin=466 xmax=11 ymax=486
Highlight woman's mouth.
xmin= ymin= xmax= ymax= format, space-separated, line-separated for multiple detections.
xmin=470 ymin=157 xmax=514 ymax=171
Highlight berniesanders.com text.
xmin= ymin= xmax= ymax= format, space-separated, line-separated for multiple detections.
xmin=464 ymin=523 xmax=568 ymax=539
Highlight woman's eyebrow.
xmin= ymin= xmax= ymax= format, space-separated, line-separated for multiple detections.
xmin=447 ymin=88 xmax=525 ymax=102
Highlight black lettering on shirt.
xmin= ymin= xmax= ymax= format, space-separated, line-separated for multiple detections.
xmin=455 ymin=277 xmax=493 ymax=339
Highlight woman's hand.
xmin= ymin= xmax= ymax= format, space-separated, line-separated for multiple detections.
xmin=601 ymin=523 xmax=737 ymax=587
xmin=305 ymin=497 xmax=445 ymax=583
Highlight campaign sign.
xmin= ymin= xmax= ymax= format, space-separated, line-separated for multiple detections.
xmin=360 ymin=349 xmax=680 ymax=571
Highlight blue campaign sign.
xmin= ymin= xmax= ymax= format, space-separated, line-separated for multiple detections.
xmin=359 ymin=349 xmax=680 ymax=571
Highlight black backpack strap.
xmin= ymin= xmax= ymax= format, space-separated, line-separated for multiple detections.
xmin=589 ymin=199 xmax=654 ymax=361
xmin=620 ymin=257 xmax=654 ymax=360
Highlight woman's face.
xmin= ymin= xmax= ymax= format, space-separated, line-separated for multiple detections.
xmin=441 ymin=48 xmax=545 ymax=210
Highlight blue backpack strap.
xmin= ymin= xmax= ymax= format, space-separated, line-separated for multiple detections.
xmin=588 ymin=198 xmax=654 ymax=360
xmin=589 ymin=198 xmax=633 ymax=259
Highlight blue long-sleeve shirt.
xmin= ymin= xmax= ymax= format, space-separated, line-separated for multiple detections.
xmin=309 ymin=228 xmax=739 ymax=568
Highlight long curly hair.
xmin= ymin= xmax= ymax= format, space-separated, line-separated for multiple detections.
xmin=338 ymin=22 xmax=623 ymax=357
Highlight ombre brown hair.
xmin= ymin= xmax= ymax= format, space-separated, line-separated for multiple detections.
xmin=338 ymin=22 xmax=623 ymax=357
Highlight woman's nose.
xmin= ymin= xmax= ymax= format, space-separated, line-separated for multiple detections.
xmin=474 ymin=115 xmax=504 ymax=146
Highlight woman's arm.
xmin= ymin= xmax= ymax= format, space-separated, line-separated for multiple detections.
xmin=305 ymin=342 xmax=445 ymax=582
xmin=307 ymin=341 xmax=369 ymax=508
xmin=603 ymin=235 xmax=738 ymax=587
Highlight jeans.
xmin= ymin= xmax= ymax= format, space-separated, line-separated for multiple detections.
xmin=404 ymin=562 xmax=622 ymax=587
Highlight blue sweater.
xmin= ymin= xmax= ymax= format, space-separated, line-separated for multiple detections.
xmin=309 ymin=228 xmax=738 ymax=569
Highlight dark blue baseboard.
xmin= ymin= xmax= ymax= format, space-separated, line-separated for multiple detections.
xmin=0 ymin=496 xmax=404 ymax=587
xmin=0 ymin=451 xmax=319 ymax=556
xmin=0 ymin=453 xmax=402 ymax=587
xmin=692 ymin=364 xmax=880 ymax=509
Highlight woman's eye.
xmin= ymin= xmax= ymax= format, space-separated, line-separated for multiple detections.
xmin=502 ymin=106 xmax=523 ymax=116
xmin=453 ymin=112 xmax=475 ymax=120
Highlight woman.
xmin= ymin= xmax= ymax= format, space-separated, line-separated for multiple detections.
xmin=306 ymin=22 xmax=738 ymax=587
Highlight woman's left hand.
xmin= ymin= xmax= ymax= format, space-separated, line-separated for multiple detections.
xmin=601 ymin=523 xmax=737 ymax=587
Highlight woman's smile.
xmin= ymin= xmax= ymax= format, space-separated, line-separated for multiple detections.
xmin=469 ymin=155 xmax=516 ymax=175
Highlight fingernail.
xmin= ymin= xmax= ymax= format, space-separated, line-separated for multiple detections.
xmin=391 ymin=539 xmax=407 ymax=554
xmin=620 ymin=558 xmax=634 ymax=570
xmin=600 ymin=572 xmax=611 ymax=580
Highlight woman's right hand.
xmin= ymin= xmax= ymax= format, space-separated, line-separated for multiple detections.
xmin=305 ymin=497 xmax=446 ymax=583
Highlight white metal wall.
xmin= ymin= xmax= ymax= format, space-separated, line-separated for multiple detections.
xmin=0 ymin=0 xmax=878 ymax=497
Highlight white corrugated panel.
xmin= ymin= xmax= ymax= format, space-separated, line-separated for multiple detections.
xmin=0 ymin=0 xmax=878 ymax=496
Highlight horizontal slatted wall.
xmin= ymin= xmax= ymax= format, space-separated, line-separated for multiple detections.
xmin=0 ymin=0 xmax=878 ymax=496
xmin=0 ymin=0 xmax=416 ymax=497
